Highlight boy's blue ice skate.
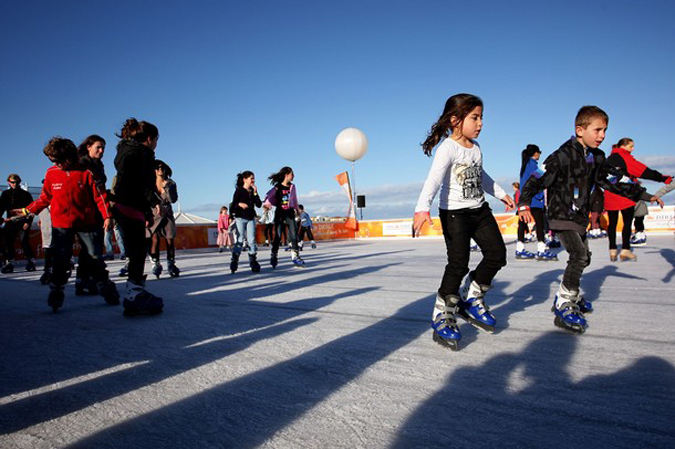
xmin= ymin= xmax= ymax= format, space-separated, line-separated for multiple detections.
xmin=431 ymin=293 xmax=461 ymax=351
xmin=515 ymin=249 xmax=535 ymax=260
xmin=552 ymin=285 xmax=587 ymax=334
xmin=458 ymin=276 xmax=496 ymax=333
xmin=536 ymin=250 xmax=558 ymax=261
xmin=630 ymin=232 xmax=646 ymax=246
xmin=291 ymin=251 xmax=306 ymax=268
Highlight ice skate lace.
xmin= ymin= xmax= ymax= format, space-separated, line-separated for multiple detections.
xmin=557 ymin=292 xmax=585 ymax=318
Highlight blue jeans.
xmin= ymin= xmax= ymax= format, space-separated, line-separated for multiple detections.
xmin=438 ymin=204 xmax=507 ymax=296
xmin=52 ymin=227 xmax=107 ymax=287
xmin=104 ymin=222 xmax=126 ymax=256
xmin=234 ymin=217 xmax=257 ymax=256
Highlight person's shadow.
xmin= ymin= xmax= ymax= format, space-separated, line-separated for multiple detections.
xmin=392 ymin=331 xmax=675 ymax=448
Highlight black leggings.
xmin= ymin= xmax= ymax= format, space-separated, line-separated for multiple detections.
xmin=607 ymin=207 xmax=634 ymax=250
xmin=517 ymin=208 xmax=545 ymax=242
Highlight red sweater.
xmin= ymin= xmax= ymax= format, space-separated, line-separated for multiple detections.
xmin=604 ymin=148 xmax=649 ymax=211
xmin=27 ymin=164 xmax=111 ymax=228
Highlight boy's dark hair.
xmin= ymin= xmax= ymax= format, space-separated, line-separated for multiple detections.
xmin=43 ymin=137 xmax=78 ymax=164
xmin=236 ymin=171 xmax=254 ymax=188
xmin=575 ymin=106 xmax=609 ymax=129
xmin=299 ymin=204 xmax=304 ymax=210
xmin=7 ymin=173 xmax=21 ymax=183
xmin=155 ymin=159 xmax=173 ymax=177
xmin=421 ymin=93 xmax=483 ymax=156
xmin=116 ymin=118 xmax=159 ymax=143
xmin=78 ymin=134 xmax=106 ymax=157
xmin=268 ymin=166 xmax=293 ymax=185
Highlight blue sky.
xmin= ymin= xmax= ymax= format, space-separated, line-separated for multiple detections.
xmin=2 ymin=0 xmax=674 ymax=220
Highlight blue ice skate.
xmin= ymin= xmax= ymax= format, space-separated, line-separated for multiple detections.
xmin=552 ymin=287 xmax=587 ymax=334
xmin=536 ymin=250 xmax=558 ymax=261
xmin=630 ymin=233 xmax=646 ymax=246
xmin=291 ymin=251 xmax=306 ymax=268
xmin=515 ymin=249 xmax=536 ymax=260
xmin=458 ymin=276 xmax=496 ymax=333
xmin=431 ymin=293 xmax=461 ymax=350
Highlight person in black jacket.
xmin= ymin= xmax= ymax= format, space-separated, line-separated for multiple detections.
xmin=229 ymin=171 xmax=262 ymax=273
xmin=112 ymin=118 xmax=163 ymax=316
xmin=0 ymin=173 xmax=36 ymax=273
xmin=518 ymin=106 xmax=663 ymax=335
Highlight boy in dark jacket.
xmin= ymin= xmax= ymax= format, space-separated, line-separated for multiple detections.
xmin=0 ymin=173 xmax=36 ymax=273
xmin=13 ymin=137 xmax=119 ymax=311
xmin=518 ymin=106 xmax=663 ymax=334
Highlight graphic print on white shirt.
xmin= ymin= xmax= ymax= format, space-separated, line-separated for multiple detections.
xmin=454 ymin=163 xmax=483 ymax=200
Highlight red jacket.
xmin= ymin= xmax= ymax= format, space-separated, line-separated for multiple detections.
xmin=27 ymin=164 xmax=111 ymax=229
xmin=604 ymin=147 xmax=659 ymax=211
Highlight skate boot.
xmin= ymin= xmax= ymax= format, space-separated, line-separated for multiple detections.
xmin=230 ymin=252 xmax=240 ymax=273
xmin=40 ymin=269 xmax=52 ymax=285
xmin=298 ymin=241 xmax=304 ymax=251
xmin=291 ymin=250 xmax=306 ymax=268
xmin=619 ymin=249 xmax=637 ymax=262
xmin=249 ymin=254 xmax=261 ymax=273
xmin=515 ymin=249 xmax=535 ymax=260
xmin=431 ymin=293 xmax=461 ymax=350
xmin=48 ymin=284 xmax=65 ymax=312
xmin=270 ymin=251 xmax=278 ymax=269
xmin=630 ymin=232 xmax=646 ymax=246
xmin=75 ymin=278 xmax=99 ymax=295
xmin=97 ymin=273 xmax=120 ymax=305
xmin=536 ymin=250 xmax=558 ymax=261
xmin=123 ymin=276 xmax=164 ymax=316
xmin=1 ymin=261 xmax=14 ymax=274
xmin=25 ymin=259 xmax=37 ymax=272
xmin=119 ymin=262 xmax=129 ymax=277
xmin=311 ymin=240 xmax=317 ymax=249
xmin=167 ymin=260 xmax=180 ymax=277
xmin=458 ymin=275 xmax=496 ymax=333
xmin=552 ymin=285 xmax=587 ymax=334
xmin=609 ymin=249 xmax=618 ymax=262
xmin=151 ymin=258 xmax=163 ymax=279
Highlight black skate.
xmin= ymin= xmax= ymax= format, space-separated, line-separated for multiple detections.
xmin=230 ymin=252 xmax=240 ymax=274
xmin=249 ymin=254 xmax=261 ymax=273
xmin=270 ymin=252 xmax=278 ymax=269
xmin=98 ymin=273 xmax=120 ymax=305
xmin=151 ymin=258 xmax=163 ymax=279
xmin=311 ymin=242 xmax=317 ymax=249
xmin=168 ymin=261 xmax=180 ymax=277
xmin=123 ymin=277 xmax=163 ymax=316
xmin=40 ymin=270 xmax=52 ymax=285
xmin=75 ymin=278 xmax=99 ymax=296
xmin=25 ymin=260 xmax=37 ymax=272
xmin=119 ymin=263 xmax=129 ymax=277
xmin=1 ymin=262 xmax=14 ymax=274
xmin=48 ymin=286 xmax=65 ymax=312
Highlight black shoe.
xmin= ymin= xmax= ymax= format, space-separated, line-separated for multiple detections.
xmin=40 ymin=270 xmax=52 ymax=285
xmin=25 ymin=260 xmax=37 ymax=272
xmin=48 ymin=287 xmax=65 ymax=312
xmin=1 ymin=262 xmax=14 ymax=274
xmin=99 ymin=281 xmax=120 ymax=305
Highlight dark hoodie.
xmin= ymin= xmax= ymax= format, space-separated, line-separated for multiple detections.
xmin=113 ymin=139 xmax=157 ymax=217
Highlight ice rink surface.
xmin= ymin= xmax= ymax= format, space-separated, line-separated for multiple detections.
xmin=1 ymin=235 xmax=674 ymax=448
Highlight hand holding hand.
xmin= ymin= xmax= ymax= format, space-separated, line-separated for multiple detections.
xmin=650 ymin=196 xmax=665 ymax=208
xmin=501 ymin=195 xmax=515 ymax=211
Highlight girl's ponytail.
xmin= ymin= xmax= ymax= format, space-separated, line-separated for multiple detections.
xmin=421 ymin=94 xmax=483 ymax=156
xmin=520 ymin=144 xmax=540 ymax=178
xmin=116 ymin=118 xmax=159 ymax=144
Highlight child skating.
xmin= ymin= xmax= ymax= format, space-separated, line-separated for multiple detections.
xmin=413 ymin=93 xmax=515 ymax=350
xmin=298 ymin=204 xmax=317 ymax=249
xmin=264 ymin=166 xmax=305 ymax=268
xmin=217 ymin=206 xmax=232 ymax=252
xmin=518 ymin=106 xmax=664 ymax=334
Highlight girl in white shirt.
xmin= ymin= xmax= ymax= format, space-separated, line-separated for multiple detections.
xmin=413 ymin=93 xmax=514 ymax=350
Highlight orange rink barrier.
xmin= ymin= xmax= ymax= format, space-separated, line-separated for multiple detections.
xmin=9 ymin=206 xmax=674 ymax=259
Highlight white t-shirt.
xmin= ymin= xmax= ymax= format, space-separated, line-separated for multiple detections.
xmin=415 ymin=138 xmax=506 ymax=212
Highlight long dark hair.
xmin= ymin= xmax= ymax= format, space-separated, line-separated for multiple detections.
xmin=155 ymin=159 xmax=173 ymax=177
xmin=421 ymin=93 xmax=483 ymax=156
xmin=78 ymin=134 xmax=105 ymax=157
xmin=520 ymin=144 xmax=541 ymax=178
xmin=268 ymin=166 xmax=293 ymax=185
xmin=236 ymin=170 xmax=254 ymax=188
xmin=116 ymin=118 xmax=159 ymax=144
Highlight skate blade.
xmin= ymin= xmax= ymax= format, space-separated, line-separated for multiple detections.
xmin=457 ymin=310 xmax=495 ymax=334
xmin=553 ymin=316 xmax=586 ymax=334
xmin=432 ymin=332 xmax=459 ymax=351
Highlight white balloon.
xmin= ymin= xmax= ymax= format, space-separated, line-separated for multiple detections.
xmin=335 ymin=127 xmax=368 ymax=162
